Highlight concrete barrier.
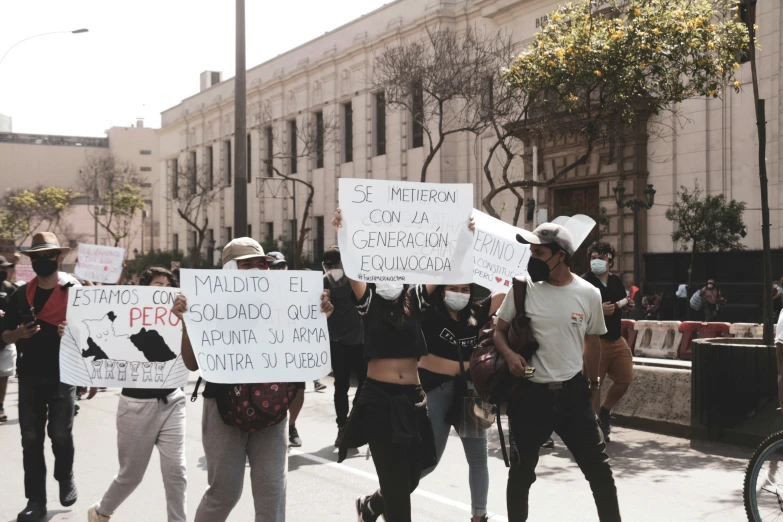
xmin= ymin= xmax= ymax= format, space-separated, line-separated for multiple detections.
xmin=729 ymin=323 xmax=762 ymax=338
xmin=633 ymin=320 xmax=682 ymax=359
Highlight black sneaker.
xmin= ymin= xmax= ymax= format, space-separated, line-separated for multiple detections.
xmin=0 ymin=406 xmax=7 ymax=422
xmin=355 ymin=495 xmax=380 ymax=522
xmin=542 ymin=437 xmax=555 ymax=449
xmin=59 ymin=474 xmax=78 ymax=507
xmin=17 ymin=501 xmax=46 ymax=522
xmin=289 ymin=425 xmax=302 ymax=447
xmin=599 ymin=407 xmax=612 ymax=442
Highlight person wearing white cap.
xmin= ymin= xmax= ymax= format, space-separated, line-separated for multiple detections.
xmin=171 ymin=237 xmax=334 ymax=522
xmin=493 ymin=221 xmax=621 ymax=521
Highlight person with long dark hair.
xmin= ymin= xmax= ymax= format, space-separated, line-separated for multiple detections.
xmin=333 ymin=208 xmax=444 ymax=522
xmin=416 ymin=283 xmax=504 ymax=522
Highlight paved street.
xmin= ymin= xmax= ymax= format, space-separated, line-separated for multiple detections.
xmin=0 ymin=375 xmax=753 ymax=521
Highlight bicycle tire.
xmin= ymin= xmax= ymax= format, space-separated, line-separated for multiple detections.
xmin=744 ymin=430 xmax=783 ymax=521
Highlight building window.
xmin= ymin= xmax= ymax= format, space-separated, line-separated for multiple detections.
xmin=207 ymin=228 xmax=214 ymax=249
xmin=188 ymin=230 xmax=197 ymax=250
xmin=248 ymin=224 xmax=252 ymax=238
xmin=375 ymin=92 xmax=386 ymax=156
xmin=288 ymin=219 xmax=298 ymax=244
xmin=411 ymin=85 xmax=424 ymax=149
xmin=140 ymin=166 xmax=152 ymax=172
xmin=247 ymin=133 xmax=252 ymax=184
xmin=170 ymin=158 xmax=179 ymax=199
xmin=313 ymin=216 xmax=324 ymax=262
xmin=343 ymin=101 xmax=353 ymax=163
xmin=225 ymin=226 xmax=232 ymax=242
xmin=739 ymin=0 xmax=757 ymax=64
xmin=265 ymin=222 xmax=274 ymax=242
xmin=189 ymin=150 xmax=197 ymax=195
xmin=288 ymin=119 xmax=297 ymax=174
xmin=315 ymin=111 xmax=324 ymax=169
xmin=206 ymin=145 xmax=214 ymax=189
xmin=140 ymin=150 xmax=152 ymax=155
xmin=265 ymin=126 xmax=274 ymax=177
xmin=172 ymin=233 xmax=179 ymax=252
xmin=224 ymin=139 xmax=232 ymax=186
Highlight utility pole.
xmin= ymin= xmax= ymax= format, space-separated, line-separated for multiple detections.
xmin=233 ymin=0 xmax=248 ymax=238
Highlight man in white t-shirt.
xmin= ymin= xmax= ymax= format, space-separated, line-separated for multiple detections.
xmin=494 ymin=222 xmax=621 ymax=522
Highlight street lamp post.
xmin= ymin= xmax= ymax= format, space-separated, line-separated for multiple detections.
xmin=0 ymin=29 xmax=88 ymax=68
xmin=613 ymin=180 xmax=656 ymax=311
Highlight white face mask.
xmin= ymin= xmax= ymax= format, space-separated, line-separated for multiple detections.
xmin=375 ymin=283 xmax=405 ymax=301
xmin=444 ymin=291 xmax=470 ymax=312
xmin=590 ymin=259 xmax=608 ymax=275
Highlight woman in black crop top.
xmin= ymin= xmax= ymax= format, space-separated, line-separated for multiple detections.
xmin=333 ymin=208 xmax=441 ymax=522
xmin=416 ymin=283 xmax=504 ymax=522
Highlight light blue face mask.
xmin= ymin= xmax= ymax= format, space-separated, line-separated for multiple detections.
xmin=590 ymin=259 xmax=608 ymax=275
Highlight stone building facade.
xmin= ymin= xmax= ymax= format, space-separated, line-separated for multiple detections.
xmin=158 ymin=0 xmax=780 ymax=314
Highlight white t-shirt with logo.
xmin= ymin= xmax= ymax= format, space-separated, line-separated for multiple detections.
xmin=496 ymin=274 xmax=607 ymax=383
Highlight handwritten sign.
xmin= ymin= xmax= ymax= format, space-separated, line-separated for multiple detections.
xmin=179 ymin=269 xmax=331 ymax=384
xmin=75 ymin=244 xmax=125 ymax=284
xmin=471 ymin=211 xmax=531 ymax=293
xmin=337 ymin=178 xmax=474 ymax=284
xmin=60 ymin=286 xmax=187 ymax=388
xmin=14 ymin=264 xmax=34 ymax=283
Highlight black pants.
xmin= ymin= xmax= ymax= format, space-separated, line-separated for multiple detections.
xmin=331 ymin=341 xmax=366 ymax=427
xmin=18 ymin=376 xmax=76 ymax=503
xmin=506 ymin=374 xmax=620 ymax=522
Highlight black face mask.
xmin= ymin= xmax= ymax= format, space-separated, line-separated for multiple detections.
xmin=0 ymin=272 xmax=6 ymax=284
xmin=32 ymin=257 xmax=58 ymax=277
xmin=527 ymin=252 xmax=561 ymax=283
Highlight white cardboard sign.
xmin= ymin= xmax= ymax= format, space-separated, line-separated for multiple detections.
xmin=179 ymin=269 xmax=331 ymax=384
xmin=60 ymin=286 xmax=188 ymax=388
xmin=75 ymin=243 xmax=125 ymax=284
xmin=337 ymin=178 xmax=474 ymax=284
xmin=471 ymin=211 xmax=531 ymax=293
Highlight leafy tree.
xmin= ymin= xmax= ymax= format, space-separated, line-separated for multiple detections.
xmin=0 ymin=186 xmax=80 ymax=243
xmin=665 ymin=182 xmax=746 ymax=292
xmin=78 ymin=155 xmax=146 ymax=248
xmin=487 ymin=0 xmax=749 ymax=212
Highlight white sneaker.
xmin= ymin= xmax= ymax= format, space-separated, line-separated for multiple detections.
xmin=88 ymin=505 xmax=110 ymax=522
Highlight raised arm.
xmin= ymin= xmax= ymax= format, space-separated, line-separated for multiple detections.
xmin=171 ymin=294 xmax=198 ymax=371
xmin=331 ymin=208 xmax=367 ymax=299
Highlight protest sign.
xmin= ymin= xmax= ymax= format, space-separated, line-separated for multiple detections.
xmin=337 ymin=178 xmax=474 ymax=284
xmin=471 ymin=210 xmax=531 ymax=293
xmin=60 ymin=286 xmax=187 ymax=389
xmin=179 ymin=269 xmax=331 ymax=384
xmin=75 ymin=243 xmax=125 ymax=284
xmin=14 ymin=264 xmax=34 ymax=283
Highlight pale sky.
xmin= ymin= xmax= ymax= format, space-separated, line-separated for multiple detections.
xmin=0 ymin=0 xmax=391 ymax=137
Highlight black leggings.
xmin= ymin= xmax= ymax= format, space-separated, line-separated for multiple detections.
xmin=362 ymin=380 xmax=425 ymax=522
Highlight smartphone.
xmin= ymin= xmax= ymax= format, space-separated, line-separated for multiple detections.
xmin=19 ymin=314 xmax=36 ymax=326
xmin=524 ymin=367 xmax=536 ymax=379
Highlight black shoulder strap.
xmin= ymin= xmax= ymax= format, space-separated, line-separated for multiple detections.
xmin=511 ymin=278 xmax=528 ymax=325
xmin=191 ymin=377 xmax=202 ymax=402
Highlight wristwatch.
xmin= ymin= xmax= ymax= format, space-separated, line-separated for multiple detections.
xmin=588 ymin=377 xmax=601 ymax=389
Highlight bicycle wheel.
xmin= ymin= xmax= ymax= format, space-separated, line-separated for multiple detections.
xmin=745 ymin=431 xmax=783 ymax=521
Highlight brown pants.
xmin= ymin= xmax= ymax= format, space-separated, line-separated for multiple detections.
xmin=599 ymin=337 xmax=633 ymax=385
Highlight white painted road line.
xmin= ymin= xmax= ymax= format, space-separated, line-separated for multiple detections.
xmin=289 ymin=449 xmax=510 ymax=521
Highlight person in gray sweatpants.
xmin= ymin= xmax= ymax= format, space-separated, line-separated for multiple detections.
xmin=86 ymin=268 xmax=187 ymax=522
